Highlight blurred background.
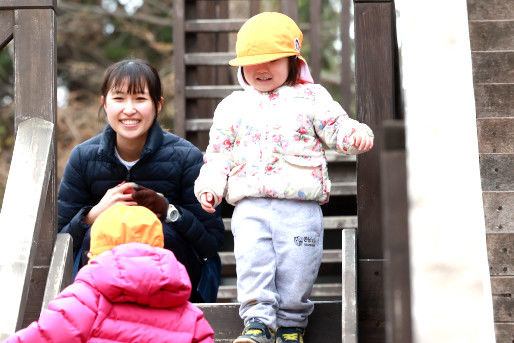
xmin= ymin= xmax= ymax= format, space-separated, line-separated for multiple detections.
xmin=0 ymin=0 xmax=356 ymax=206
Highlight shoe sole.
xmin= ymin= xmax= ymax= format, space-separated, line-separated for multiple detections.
xmin=233 ymin=338 xmax=259 ymax=343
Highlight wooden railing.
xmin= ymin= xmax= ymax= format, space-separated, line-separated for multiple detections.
xmin=0 ymin=118 xmax=53 ymax=339
xmin=0 ymin=0 xmax=57 ymax=336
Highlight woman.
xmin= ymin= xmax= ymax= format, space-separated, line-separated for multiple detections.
xmin=58 ymin=58 xmax=224 ymax=302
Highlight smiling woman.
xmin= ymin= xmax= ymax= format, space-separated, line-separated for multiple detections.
xmin=57 ymin=58 xmax=224 ymax=303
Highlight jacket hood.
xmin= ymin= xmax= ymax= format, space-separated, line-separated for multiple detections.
xmin=76 ymin=243 xmax=192 ymax=308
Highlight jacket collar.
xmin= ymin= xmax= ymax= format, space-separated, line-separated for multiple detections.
xmin=98 ymin=120 xmax=164 ymax=161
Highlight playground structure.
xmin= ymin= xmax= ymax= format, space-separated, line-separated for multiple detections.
xmin=0 ymin=0 xmax=511 ymax=342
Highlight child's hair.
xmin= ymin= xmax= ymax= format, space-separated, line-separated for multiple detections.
xmin=99 ymin=58 xmax=162 ymax=117
xmin=88 ymin=204 xmax=164 ymax=260
xmin=241 ymin=56 xmax=300 ymax=88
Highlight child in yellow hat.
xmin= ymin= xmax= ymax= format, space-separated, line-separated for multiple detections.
xmin=194 ymin=12 xmax=374 ymax=343
xmin=5 ymin=204 xmax=214 ymax=343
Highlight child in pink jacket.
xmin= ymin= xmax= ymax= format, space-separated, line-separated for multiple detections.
xmin=5 ymin=204 xmax=214 ymax=343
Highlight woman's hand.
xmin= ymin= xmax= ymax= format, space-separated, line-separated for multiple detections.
xmin=84 ymin=182 xmax=138 ymax=225
xmin=350 ymin=129 xmax=374 ymax=152
xmin=199 ymin=192 xmax=217 ymax=213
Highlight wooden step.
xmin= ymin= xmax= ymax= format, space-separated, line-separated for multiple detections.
xmin=217 ymin=283 xmax=342 ymax=302
xmin=331 ymin=181 xmax=357 ymax=195
xmin=185 ymin=18 xmax=245 ymax=32
xmin=185 ymin=85 xmax=242 ymax=98
xmin=223 ymin=215 xmax=357 ymax=232
xmin=325 ymin=150 xmax=357 ymax=162
xmin=219 ymin=249 xmax=342 ymax=266
xmin=197 ymin=301 xmax=341 ymax=342
xmin=185 ymin=52 xmax=236 ymax=66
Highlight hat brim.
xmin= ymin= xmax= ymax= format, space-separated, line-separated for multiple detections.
xmin=229 ymin=52 xmax=302 ymax=66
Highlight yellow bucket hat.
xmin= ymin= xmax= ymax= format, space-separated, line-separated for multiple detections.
xmin=89 ymin=204 xmax=164 ymax=260
xmin=229 ymin=12 xmax=305 ymax=66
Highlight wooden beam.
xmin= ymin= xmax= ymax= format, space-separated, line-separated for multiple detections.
xmin=0 ymin=0 xmax=56 ymax=9
xmin=41 ymin=233 xmax=73 ymax=311
xmin=0 ymin=118 xmax=53 ymax=337
xmin=354 ymin=1 xmax=396 ymax=259
xmin=354 ymin=1 xmax=397 ymax=340
xmin=185 ymin=85 xmax=241 ymax=98
xmin=185 ymin=19 xmax=245 ymax=32
xmin=185 ymin=52 xmax=236 ymax=66
xmin=13 ymin=7 xmax=57 ymax=326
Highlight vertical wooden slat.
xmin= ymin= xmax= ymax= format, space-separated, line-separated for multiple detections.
xmin=342 ymin=228 xmax=357 ymax=343
xmin=309 ymin=0 xmax=321 ymax=82
xmin=381 ymin=120 xmax=412 ymax=343
xmin=173 ymin=0 xmax=186 ymax=138
xmin=13 ymin=7 xmax=57 ymax=326
xmin=280 ymin=0 xmax=298 ymax=22
xmin=250 ymin=0 xmax=261 ymax=16
xmin=340 ymin=0 xmax=353 ymax=110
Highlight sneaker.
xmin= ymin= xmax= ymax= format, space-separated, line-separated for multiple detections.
xmin=233 ymin=319 xmax=275 ymax=343
xmin=275 ymin=327 xmax=305 ymax=343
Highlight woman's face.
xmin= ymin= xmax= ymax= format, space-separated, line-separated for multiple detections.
xmin=103 ymin=81 xmax=161 ymax=146
xmin=243 ymin=57 xmax=289 ymax=92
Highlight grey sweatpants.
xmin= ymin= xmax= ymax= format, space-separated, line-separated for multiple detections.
xmin=231 ymin=197 xmax=324 ymax=331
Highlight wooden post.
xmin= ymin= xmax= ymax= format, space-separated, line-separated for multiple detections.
xmin=280 ymin=0 xmax=298 ymax=22
xmin=13 ymin=3 xmax=57 ymax=326
xmin=173 ymin=0 xmax=186 ymax=138
xmin=0 ymin=118 xmax=54 ymax=337
xmin=250 ymin=0 xmax=261 ymax=16
xmin=309 ymin=0 xmax=321 ymax=83
xmin=353 ymin=0 xmax=397 ymax=340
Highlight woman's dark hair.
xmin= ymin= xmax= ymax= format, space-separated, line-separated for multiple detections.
xmin=241 ymin=55 xmax=301 ymax=88
xmin=99 ymin=58 xmax=162 ymax=117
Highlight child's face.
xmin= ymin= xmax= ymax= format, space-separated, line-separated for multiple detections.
xmin=243 ymin=57 xmax=289 ymax=92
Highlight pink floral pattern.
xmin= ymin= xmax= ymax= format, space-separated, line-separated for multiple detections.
xmin=194 ymin=83 xmax=373 ymax=206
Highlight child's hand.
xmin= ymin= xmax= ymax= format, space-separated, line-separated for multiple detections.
xmin=199 ymin=192 xmax=217 ymax=213
xmin=350 ymin=129 xmax=374 ymax=152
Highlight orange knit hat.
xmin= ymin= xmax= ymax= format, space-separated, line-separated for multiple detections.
xmin=229 ymin=12 xmax=305 ymax=66
xmin=89 ymin=204 xmax=164 ymax=260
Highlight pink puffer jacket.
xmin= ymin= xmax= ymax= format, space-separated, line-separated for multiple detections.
xmin=6 ymin=243 xmax=214 ymax=343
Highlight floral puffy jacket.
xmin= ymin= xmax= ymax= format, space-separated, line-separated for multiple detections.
xmin=194 ymin=83 xmax=373 ymax=206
